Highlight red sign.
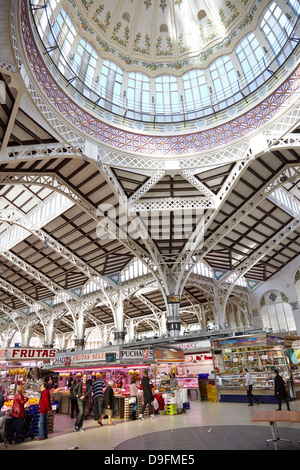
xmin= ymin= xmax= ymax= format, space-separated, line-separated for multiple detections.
xmin=0 ymin=348 xmax=56 ymax=361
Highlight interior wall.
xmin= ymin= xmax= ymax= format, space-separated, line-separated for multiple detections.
xmin=249 ymin=254 xmax=300 ymax=334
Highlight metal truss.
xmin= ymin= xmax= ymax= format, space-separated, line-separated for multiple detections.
xmin=180 ymin=170 xmax=217 ymax=199
xmin=179 ymin=164 xmax=300 ymax=290
xmin=2 ymin=142 xmax=82 ymax=161
xmin=134 ymin=293 xmax=163 ymax=318
xmin=220 ymin=214 xmax=300 ymax=289
xmin=171 ymin=157 xmax=252 ymax=280
xmin=0 ymin=205 xmax=117 ymax=301
xmin=0 ymin=59 xmax=17 ymax=74
xmin=129 ymin=196 xmax=217 ymax=212
xmin=267 ymin=186 xmax=300 ymax=218
xmin=215 ymin=214 xmax=300 ymax=325
xmin=127 ymin=170 xmax=166 ymax=207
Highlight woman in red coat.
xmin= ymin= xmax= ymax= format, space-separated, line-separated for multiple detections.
xmin=9 ymin=384 xmax=28 ymax=444
xmin=37 ymin=382 xmax=52 ymax=440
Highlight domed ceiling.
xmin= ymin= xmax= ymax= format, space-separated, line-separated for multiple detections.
xmin=63 ymin=0 xmax=261 ymax=72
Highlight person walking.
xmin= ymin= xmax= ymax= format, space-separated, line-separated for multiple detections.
xmin=274 ymin=369 xmax=290 ymax=411
xmin=129 ymin=376 xmax=139 ymax=420
xmin=98 ymin=381 xmax=115 ymax=426
xmin=73 ymin=373 xmax=91 ymax=431
xmin=139 ymin=370 xmax=154 ymax=419
xmin=9 ymin=384 xmax=28 ymax=444
xmin=244 ymin=368 xmax=260 ymax=406
xmin=37 ymin=382 xmax=52 ymax=440
xmin=70 ymin=378 xmax=79 ymax=419
xmin=92 ymin=374 xmax=106 ymax=425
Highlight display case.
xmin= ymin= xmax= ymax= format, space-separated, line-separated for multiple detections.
xmin=211 ymin=333 xmax=294 ymax=403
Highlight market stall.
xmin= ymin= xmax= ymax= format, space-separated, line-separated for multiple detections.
xmin=50 ymin=366 xmax=151 ymax=419
xmin=173 ymin=340 xmax=217 ymax=402
xmin=0 ymin=347 xmax=58 ymax=439
xmin=284 ymin=334 xmax=300 ymax=399
xmin=211 ymin=333 xmax=294 ymax=404
xmin=153 ymin=347 xmax=190 ymax=414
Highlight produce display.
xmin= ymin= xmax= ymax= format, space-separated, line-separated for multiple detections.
xmin=50 ymin=387 xmax=70 ymax=395
xmin=8 ymin=368 xmax=29 ymax=376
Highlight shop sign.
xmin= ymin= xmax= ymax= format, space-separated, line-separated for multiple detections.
xmin=285 ymin=335 xmax=300 ymax=348
xmin=155 ymin=349 xmax=185 ymax=363
xmin=212 ymin=335 xmax=265 ymax=348
xmin=0 ymin=348 xmax=56 ymax=361
xmin=65 ymin=357 xmax=71 ymax=367
xmin=54 ymin=350 xmax=120 ymax=365
xmin=266 ymin=335 xmax=285 ymax=346
xmin=185 ymin=353 xmax=212 ymax=363
xmin=176 ymin=340 xmax=211 ymax=350
xmin=122 ymin=349 xmax=153 ymax=360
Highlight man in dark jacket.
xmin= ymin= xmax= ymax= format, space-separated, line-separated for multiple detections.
xmin=274 ymin=369 xmax=290 ymax=411
xmin=139 ymin=370 xmax=154 ymax=419
xmin=74 ymin=373 xmax=91 ymax=431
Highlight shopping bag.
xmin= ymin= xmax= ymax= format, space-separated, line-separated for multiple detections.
xmin=153 ymin=398 xmax=159 ymax=410
xmin=129 ymin=396 xmax=137 ymax=405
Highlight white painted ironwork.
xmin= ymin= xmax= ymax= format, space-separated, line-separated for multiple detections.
xmin=130 ymin=196 xmax=217 ymax=212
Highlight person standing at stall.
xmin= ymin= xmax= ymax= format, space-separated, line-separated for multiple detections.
xmin=92 ymin=374 xmax=106 ymax=425
xmin=244 ymin=368 xmax=260 ymax=406
xmin=139 ymin=370 xmax=155 ymax=419
xmin=74 ymin=373 xmax=91 ymax=431
xmin=9 ymin=384 xmax=28 ymax=444
xmin=70 ymin=378 xmax=79 ymax=419
xmin=98 ymin=381 xmax=115 ymax=426
xmin=37 ymin=382 xmax=52 ymax=440
xmin=274 ymin=369 xmax=290 ymax=411
xmin=129 ymin=376 xmax=139 ymax=420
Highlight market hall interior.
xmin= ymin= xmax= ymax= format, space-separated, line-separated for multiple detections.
xmin=2 ymin=400 xmax=300 ymax=451
xmin=1 ymin=0 xmax=300 ymax=453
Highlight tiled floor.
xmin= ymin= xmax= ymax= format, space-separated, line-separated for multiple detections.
xmin=2 ymin=400 xmax=300 ymax=451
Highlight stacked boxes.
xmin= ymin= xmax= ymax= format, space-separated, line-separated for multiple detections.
xmin=165 ymin=404 xmax=177 ymax=415
xmin=163 ymin=392 xmax=177 ymax=415
xmin=207 ymin=384 xmax=218 ymax=402
xmin=47 ymin=411 xmax=55 ymax=434
xmin=124 ymin=396 xmax=143 ymax=420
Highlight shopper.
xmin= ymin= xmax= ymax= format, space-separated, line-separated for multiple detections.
xmin=92 ymin=374 xmax=106 ymax=425
xmin=47 ymin=376 xmax=54 ymax=390
xmin=9 ymin=384 xmax=28 ymax=444
xmin=129 ymin=376 xmax=139 ymax=420
xmin=70 ymin=378 xmax=79 ymax=419
xmin=98 ymin=381 xmax=115 ymax=426
xmin=274 ymin=369 xmax=290 ymax=411
xmin=36 ymin=382 xmax=52 ymax=440
xmin=0 ymin=390 xmax=4 ymax=410
xmin=74 ymin=373 xmax=91 ymax=431
xmin=244 ymin=368 xmax=260 ymax=406
xmin=139 ymin=370 xmax=154 ymax=419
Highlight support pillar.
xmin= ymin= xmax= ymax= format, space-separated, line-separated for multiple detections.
xmin=127 ymin=319 xmax=135 ymax=342
xmin=45 ymin=321 xmax=55 ymax=348
xmin=102 ymin=325 xmax=108 ymax=347
xmin=21 ymin=323 xmax=31 ymax=347
xmin=74 ymin=306 xmax=85 ymax=350
xmin=166 ymin=302 xmax=181 ymax=337
xmin=114 ymin=291 xmax=126 ymax=344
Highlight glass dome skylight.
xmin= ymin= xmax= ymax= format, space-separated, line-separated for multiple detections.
xmin=29 ymin=0 xmax=300 ymax=125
